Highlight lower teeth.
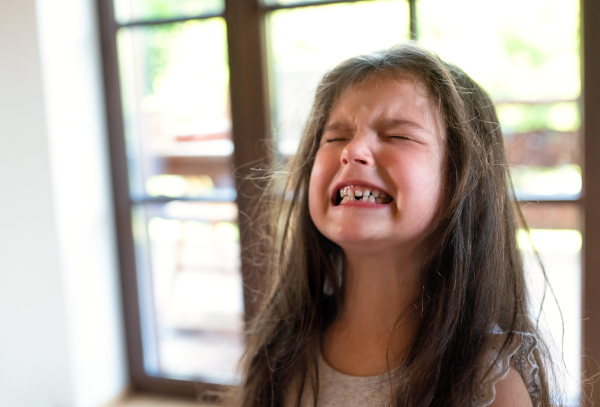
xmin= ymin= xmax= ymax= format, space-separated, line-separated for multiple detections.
xmin=339 ymin=196 xmax=389 ymax=205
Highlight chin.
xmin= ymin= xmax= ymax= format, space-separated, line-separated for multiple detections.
xmin=326 ymin=230 xmax=385 ymax=250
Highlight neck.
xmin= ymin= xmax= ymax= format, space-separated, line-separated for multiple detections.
xmin=322 ymin=248 xmax=421 ymax=376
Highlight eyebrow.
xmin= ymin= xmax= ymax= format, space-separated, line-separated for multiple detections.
xmin=323 ymin=118 xmax=427 ymax=133
xmin=376 ymin=118 xmax=426 ymax=132
xmin=322 ymin=122 xmax=352 ymax=133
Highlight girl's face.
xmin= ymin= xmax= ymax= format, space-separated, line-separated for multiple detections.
xmin=308 ymin=76 xmax=446 ymax=256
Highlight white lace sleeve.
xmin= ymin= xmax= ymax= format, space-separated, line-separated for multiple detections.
xmin=471 ymin=332 xmax=542 ymax=407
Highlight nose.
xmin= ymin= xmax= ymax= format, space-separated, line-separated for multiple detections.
xmin=340 ymin=135 xmax=374 ymax=166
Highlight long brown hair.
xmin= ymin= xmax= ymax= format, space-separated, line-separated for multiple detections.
xmin=235 ymin=43 xmax=557 ymax=407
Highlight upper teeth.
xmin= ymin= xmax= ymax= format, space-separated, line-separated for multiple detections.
xmin=338 ymin=186 xmax=391 ymax=205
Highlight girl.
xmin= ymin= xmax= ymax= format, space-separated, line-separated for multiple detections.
xmin=236 ymin=43 xmax=555 ymax=407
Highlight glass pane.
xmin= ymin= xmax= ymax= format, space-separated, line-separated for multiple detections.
xmin=117 ymin=18 xmax=233 ymax=198
xmin=117 ymin=17 xmax=242 ymax=384
xmin=133 ymin=201 xmax=244 ymax=383
xmin=267 ymin=0 xmax=410 ymax=156
xmin=418 ymin=0 xmax=579 ymax=101
xmin=418 ymin=0 xmax=581 ymax=201
xmin=501 ymin=101 xmax=581 ymax=200
xmin=518 ymin=203 xmax=581 ymax=403
xmin=520 ymin=202 xmax=580 ymax=230
xmin=114 ymin=0 xmax=224 ymax=24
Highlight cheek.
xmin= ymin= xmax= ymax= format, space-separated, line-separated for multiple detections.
xmin=308 ymin=173 xmax=319 ymax=220
xmin=308 ymin=160 xmax=326 ymax=222
xmin=308 ymin=151 xmax=337 ymax=225
xmin=416 ymin=155 xmax=446 ymax=221
xmin=399 ymin=155 xmax=445 ymax=211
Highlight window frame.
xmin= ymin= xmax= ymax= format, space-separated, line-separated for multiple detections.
xmin=582 ymin=0 xmax=600 ymax=401
xmin=96 ymin=0 xmax=600 ymax=399
xmin=96 ymin=0 xmax=266 ymax=397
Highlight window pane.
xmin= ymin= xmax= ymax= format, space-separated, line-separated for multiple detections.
xmin=117 ymin=18 xmax=242 ymax=384
xmin=418 ymin=0 xmax=579 ymax=101
xmin=518 ymin=203 xmax=581 ymax=403
xmin=501 ymin=101 xmax=581 ymax=200
xmin=520 ymin=202 xmax=580 ymax=230
xmin=117 ymin=19 xmax=233 ymax=198
xmin=133 ymin=201 xmax=244 ymax=383
xmin=417 ymin=1 xmax=581 ymax=402
xmin=418 ymin=0 xmax=581 ymax=201
xmin=267 ymin=0 xmax=410 ymax=156
xmin=114 ymin=0 xmax=224 ymax=24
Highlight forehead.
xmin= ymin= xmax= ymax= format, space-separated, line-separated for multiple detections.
xmin=327 ymin=75 xmax=444 ymax=137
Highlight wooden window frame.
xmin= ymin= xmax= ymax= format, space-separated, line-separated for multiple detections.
xmin=97 ymin=0 xmax=600 ymax=399
xmin=582 ymin=0 xmax=600 ymax=401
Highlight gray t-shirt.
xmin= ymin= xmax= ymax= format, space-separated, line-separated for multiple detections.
xmin=306 ymin=355 xmax=399 ymax=406
xmin=285 ymin=354 xmax=401 ymax=407
xmin=287 ymin=332 xmax=541 ymax=407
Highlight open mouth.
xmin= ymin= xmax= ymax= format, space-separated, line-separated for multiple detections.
xmin=335 ymin=186 xmax=393 ymax=206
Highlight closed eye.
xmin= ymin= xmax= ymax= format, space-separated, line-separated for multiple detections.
xmin=388 ymin=135 xmax=412 ymax=141
xmin=324 ymin=137 xmax=349 ymax=142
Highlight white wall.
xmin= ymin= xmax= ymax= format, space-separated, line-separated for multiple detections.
xmin=0 ymin=0 xmax=127 ymax=405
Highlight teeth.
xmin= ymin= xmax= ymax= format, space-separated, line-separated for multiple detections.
xmin=337 ymin=185 xmax=392 ymax=205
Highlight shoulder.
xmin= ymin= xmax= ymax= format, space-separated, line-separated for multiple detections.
xmin=488 ymin=365 xmax=533 ymax=407
xmin=472 ymin=331 xmax=542 ymax=407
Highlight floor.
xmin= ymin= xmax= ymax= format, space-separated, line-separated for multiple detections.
xmin=102 ymin=393 xmax=211 ymax=407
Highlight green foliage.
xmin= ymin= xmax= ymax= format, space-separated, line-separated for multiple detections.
xmin=502 ymin=30 xmax=550 ymax=68
xmin=143 ymin=24 xmax=184 ymax=95
xmin=116 ymin=0 xmax=224 ymax=22
xmin=497 ymin=102 xmax=580 ymax=134
xmin=418 ymin=0 xmax=580 ymax=101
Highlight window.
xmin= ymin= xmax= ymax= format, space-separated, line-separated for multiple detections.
xmin=97 ymin=0 xmax=599 ymax=400
xmin=416 ymin=1 xmax=582 ymax=401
